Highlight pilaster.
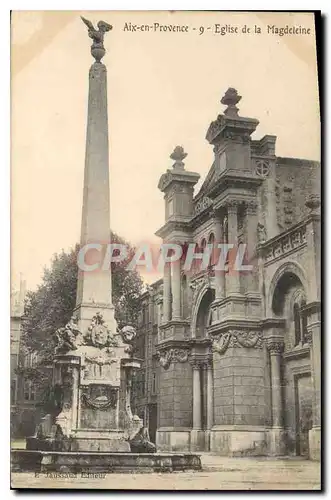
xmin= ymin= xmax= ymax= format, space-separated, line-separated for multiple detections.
xmin=225 ymin=201 xmax=241 ymax=295
xmin=303 ymin=301 xmax=321 ymax=461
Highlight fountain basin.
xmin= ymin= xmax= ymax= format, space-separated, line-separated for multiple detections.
xmin=11 ymin=450 xmax=202 ymax=473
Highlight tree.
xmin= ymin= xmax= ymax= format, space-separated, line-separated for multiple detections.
xmin=20 ymin=232 xmax=144 ymax=396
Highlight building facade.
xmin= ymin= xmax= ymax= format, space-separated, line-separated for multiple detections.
xmin=11 ymin=278 xmax=43 ymax=438
xmin=134 ymin=88 xmax=321 ymax=460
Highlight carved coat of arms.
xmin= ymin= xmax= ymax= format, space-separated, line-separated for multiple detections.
xmin=84 ymin=312 xmax=118 ymax=348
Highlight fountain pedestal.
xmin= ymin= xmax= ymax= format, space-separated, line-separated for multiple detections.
xmin=47 ymin=320 xmax=140 ymax=452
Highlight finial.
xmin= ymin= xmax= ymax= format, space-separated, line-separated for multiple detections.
xmin=221 ymin=88 xmax=242 ymax=117
xmin=170 ymin=146 xmax=187 ymax=170
xmin=81 ymin=17 xmax=112 ymax=63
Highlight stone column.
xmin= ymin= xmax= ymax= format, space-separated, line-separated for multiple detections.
xmin=190 ymin=361 xmax=204 ymax=452
xmin=206 ymin=361 xmax=214 ymax=429
xmin=245 ymin=201 xmax=258 ymax=262
xmin=156 ymin=297 xmax=163 ymax=341
xmin=305 ymin=196 xmax=321 ymax=303
xmin=192 ymin=365 xmax=202 ymax=429
xmin=226 ymin=202 xmax=240 ymax=294
xmin=171 ymin=258 xmax=181 ymax=320
xmin=213 ymin=212 xmax=225 ymax=299
xmin=305 ymin=302 xmax=321 ymax=460
xmin=267 ymin=341 xmax=285 ymax=455
xmin=163 ymin=262 xmax=171 ymax=323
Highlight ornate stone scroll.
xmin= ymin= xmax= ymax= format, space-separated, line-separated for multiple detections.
xmin=156 ymin=348 xmax=190 ymax=369
xmin=212 ymin=330 xmax=263 ymax=355
xmin=83 ymin=312 xmax=118 ymax=348
xmin=193 ymin=196 xmax=213 ymax=216
xmin=232 ymin=330 xmax=263 ymax=349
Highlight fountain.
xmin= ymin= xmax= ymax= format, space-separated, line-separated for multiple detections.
xmin=11 ymin=16 xmax=201 ymax=474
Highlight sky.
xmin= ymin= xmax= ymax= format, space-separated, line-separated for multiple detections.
xmin=11 ymin=11 xmax=320 ymax=291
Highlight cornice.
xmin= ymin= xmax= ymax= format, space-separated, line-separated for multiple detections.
xmin=155 ymin=219 xmax=192 ymax=239
xmin=158 ymin=319 xmax=191 ymax=331
xmin=283 ymin=346 xmax=310 ymax=361
xmin=261 ymin=318 xmax=287 ymax=330
xmin=207 ymin=318 xmax=262 ymax=336
xmin=207 ymin=172 xmax=262 ymax=200
xmin=158 ymin=168 xmax=200 ymax=193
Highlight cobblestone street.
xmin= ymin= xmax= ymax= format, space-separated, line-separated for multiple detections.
xmin=11 ymin=455 xmax=321 ymax=490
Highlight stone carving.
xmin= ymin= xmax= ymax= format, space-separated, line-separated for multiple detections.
xmin=232 ymin=331 xmax=263 ymax=348
xmin=257 ymin=222 xmax=267 ymax=244
xmin=255 ymin=160 xmax=270 ymax=178
xmin=84 ymin=312 xmax=118 ymax=348
xmin=223 ymin=130 xmax=244 ymax=142
xmin=157 ymin=348 xmax=190 ymax=369
xmin=206 ymin=114 xmax=225 ymax=144
xmin=85 ymin=354 xmax=117 ymax=365
xmin=120 ymin=325 xmax=137 ymax=344
xmin=157 ymin=350 xmax=172 ymax=369
xmin=81 ymin=17 xmax=112 ymax=62
xmin=170 ymin=146 xmax=187 ymax=170
xmin=127 ymin=415 xmax=156 ymax=453
xmin=173 ymin=348 xmax=190 ymax=363
xmin=54 ymin=316 xmax=82 ymax=354
xmin=267 ymin=341 xmax=284 ymax=355
xmin=158 ymin=172 xmax=171 ymax=192
xmin=262 ymin=223 xmax=307 ymax=264
xmin=55 ymin=410 xmax=71 ymax=438
xmin=81 ymin=385 xmax=118 ymax=410
xmin=212 ymin=333 xmax=231 ymax=355
xmin=304 ymin=330 xmax=313 ymax=346
xmin=119 ymin=325 xmax=137 ymax=356
xmin=189 ymin=270 xmax=213 ymax=304
xmin=212 ymin=330 xmax=263 ymax=355
xmin=193 ymin=196 xmax=213 ymax=216
xmin=221 ymin=87 xmax=241 ymax=117
xmin=190 ymin=357 xmax=211 ymax=370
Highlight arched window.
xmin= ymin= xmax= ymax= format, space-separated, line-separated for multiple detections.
xmin=294 ymin=303 xmax=301 ymax=346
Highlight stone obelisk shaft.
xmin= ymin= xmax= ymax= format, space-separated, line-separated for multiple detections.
xmin=75 ymin=62 xmax=115 ymax=329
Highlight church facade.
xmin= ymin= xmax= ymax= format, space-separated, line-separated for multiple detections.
xmin=133 ymin=88 xmax=321 ymax=460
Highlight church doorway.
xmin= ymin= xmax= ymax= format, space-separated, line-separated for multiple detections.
xmin=271 ymin=268 xmax=312 ymax=457
xmin=194 ymin=287 xmax=215 ymax=433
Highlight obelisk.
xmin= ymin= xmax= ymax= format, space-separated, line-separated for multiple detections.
xmin=75 ymin=17 xmax=116 ymax=335
xmin=47 ymin=19 xmax=139 ymax=453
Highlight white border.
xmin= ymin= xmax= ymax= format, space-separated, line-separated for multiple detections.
xmin=4 ymin=2 xmax=327 ymax=497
